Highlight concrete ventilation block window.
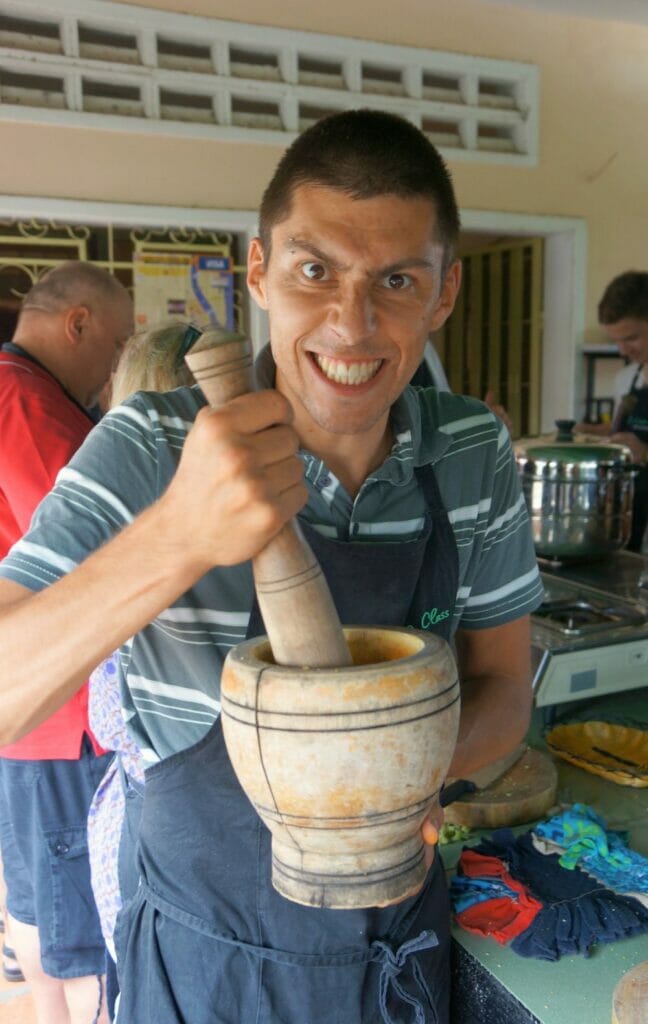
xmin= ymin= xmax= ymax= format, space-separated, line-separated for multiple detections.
xmin=0 ymin=1 xmax=539 ymax=164
xmin=0 ymin=67 xmax=65 ymax=108
xmin=157 ymin=36 xmax=213 ymax=74
xmin=422 ymin=71 xmax=462 ymax=105
xmin=0 ymin=12 xmax=61 ymax=55
xmin=422 ymin=117 xmax=463 ymax=149
xmin=229 ymin=45 xmax=281 ymax=82
xmin=297 ymin=55 xmax=344 ymax=90
xmin=298 ymin=101 xmax=345 ymax=131
xmin=477 ymin=122 xmax=517 ymax=152
xmin=78 ymin=23 xmax=139 ymax=64
xmin=478 ymin=78 xmax=518 ymax=109
xmin=231 ymin=94 xmax=281 ymax=130
xmin=159 ymin=87 xmax=214 ymax=123
xmin=361 ymin=62 xmax=405 ymax=96
xmin=82 ymin=78 xmax=143 ymax=117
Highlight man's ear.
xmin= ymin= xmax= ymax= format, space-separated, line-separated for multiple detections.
xmin=63 ymin=305 xmax=90 ymax=348
xmin=247 ymin=237 xmax=269 ymax=310
xmin=429 ymin=260 xmax=462 ymax=333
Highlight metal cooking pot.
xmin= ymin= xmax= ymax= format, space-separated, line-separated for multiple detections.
xmin=515 ymin=420 xmax=635 ymax=561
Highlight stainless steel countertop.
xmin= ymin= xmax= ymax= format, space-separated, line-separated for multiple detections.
xmin=538 ymin=549 xmax=647 ymax=608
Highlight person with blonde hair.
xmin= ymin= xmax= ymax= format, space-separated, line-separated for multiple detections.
xmin=108 ymin=320 xmax=195 ymax=407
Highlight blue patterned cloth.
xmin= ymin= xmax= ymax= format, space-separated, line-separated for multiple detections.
xmin=450 ymin=874 xmax=519 ymax=913
xmin=535 ymin=804 xmax=648 ymax=894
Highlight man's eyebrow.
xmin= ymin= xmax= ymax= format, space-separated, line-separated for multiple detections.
xmin=376 ymin=257 xmax=438 ymax=277
xmin=284 ymin=238 xmax=348 ymax=272
xmin=283 ymin=238 xmax=439 ymax=276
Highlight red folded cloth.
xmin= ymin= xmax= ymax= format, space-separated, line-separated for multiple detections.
xmin=454 ymin=849 xmax=543 ymax=943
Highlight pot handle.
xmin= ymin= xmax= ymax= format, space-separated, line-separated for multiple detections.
xmin=555 ymin=419 xmax=576 ymax=442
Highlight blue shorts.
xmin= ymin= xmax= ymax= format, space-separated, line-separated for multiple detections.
xmin=0 ymin=739 xmax=112 ymax=979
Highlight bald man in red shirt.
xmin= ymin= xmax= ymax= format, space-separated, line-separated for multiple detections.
xmin=0 ymin=261 xmax=132 ymax=1024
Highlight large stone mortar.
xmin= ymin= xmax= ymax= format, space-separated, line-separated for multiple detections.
xmin=220 ymin=626 xmax=460 ymax=909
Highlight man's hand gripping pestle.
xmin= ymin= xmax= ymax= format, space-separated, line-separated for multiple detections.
xmin=185 ymin=327 xmax=352 ymax=669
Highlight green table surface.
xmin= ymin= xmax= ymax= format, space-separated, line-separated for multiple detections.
xmin=440 ymin=689 xmax=648 ymax=1024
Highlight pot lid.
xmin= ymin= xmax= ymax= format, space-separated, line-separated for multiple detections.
xmin=517 ymin=441 xmax=632 ymax=465
xmin=515 ymin=418 xmax=634 ymax=469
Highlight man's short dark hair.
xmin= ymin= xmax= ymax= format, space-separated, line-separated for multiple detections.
xmin=598 ymin=271 xmax=648 ymax=324
xmin=259 ymin=109 xmax=460 ymax=275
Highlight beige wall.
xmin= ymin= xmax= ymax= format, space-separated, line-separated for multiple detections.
xmin=2 ymin=0 xmax=647 ymax=340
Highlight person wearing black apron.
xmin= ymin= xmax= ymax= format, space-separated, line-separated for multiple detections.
xmin=0 ymin=110 xmax=540 ymax=1024
xmin=596 ymin=271 xmax=648 ymax=551
xmin=611 ymin=363 xmax=648 ymax=551
xmin=114 ymin=463 xmax=458 ymax=1024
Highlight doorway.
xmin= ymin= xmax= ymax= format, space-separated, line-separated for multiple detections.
xmin=459 ymin=208 xmax=587 ymax=436
xmin=435 ymin=235 xmax=543 ymax=438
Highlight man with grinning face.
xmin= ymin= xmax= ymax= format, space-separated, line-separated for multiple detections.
xmin=0 ymin=111 xmax=542 ymax=1023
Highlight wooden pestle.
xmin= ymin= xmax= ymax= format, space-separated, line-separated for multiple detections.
xmin=185 ymin=327 xmax=352 ymax=668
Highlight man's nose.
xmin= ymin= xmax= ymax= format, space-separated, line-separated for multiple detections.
xmin=329 ymin=283 xmax=376 ymax=343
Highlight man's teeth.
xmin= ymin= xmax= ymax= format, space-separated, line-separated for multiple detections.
xmin=315 ymin=355 xmax=382 ymax=385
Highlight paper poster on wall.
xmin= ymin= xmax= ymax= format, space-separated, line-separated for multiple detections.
xmin=134 ymin=252 xmax=235 ymax=330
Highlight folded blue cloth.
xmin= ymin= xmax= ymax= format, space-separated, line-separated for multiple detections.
xmin=473 ymin=829 xmax=648 ymax=961
xmin=450 ymin=874 xmax=519 ymax=914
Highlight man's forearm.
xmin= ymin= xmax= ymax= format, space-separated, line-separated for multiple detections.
xmin=446 ymin=619 xmax=533 ymax=780
xmin=0 ymin=392 xmax=311 ymax=745
xmin=447 ymin=672 xmax=532 ymax=780
xmin=0 ymin=498 xmax=205 ymax=744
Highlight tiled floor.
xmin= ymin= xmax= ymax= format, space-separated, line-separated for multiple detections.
xmin=0 ymin=972 xmax=36 ymax=1023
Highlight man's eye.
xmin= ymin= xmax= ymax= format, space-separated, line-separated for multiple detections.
xmin=301 ymin=262 xmax=328 ymax=281
xmin=382 ymin=272 xmax=412 ymax=290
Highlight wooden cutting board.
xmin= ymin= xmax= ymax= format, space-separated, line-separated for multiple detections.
xmin=611 ymin=961 xmax=648 ymax=1024
xmin=443 ymin=747 xmax=559 ymax=829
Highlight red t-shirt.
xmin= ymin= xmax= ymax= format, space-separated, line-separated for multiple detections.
xmin=0 ymin=349 xmax=105 ymax=759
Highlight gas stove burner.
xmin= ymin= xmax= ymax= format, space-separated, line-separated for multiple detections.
xmin=534 ymin=597 xmax=645 ymax=636
xmin=530 ymin=552 xmax=648 ymax=709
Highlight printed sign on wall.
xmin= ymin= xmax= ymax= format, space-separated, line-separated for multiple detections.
xmin=134 ymin=252 xmax=235 ymax=330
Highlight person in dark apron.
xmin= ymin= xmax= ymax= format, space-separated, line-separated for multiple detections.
xmin=611 ymin=366 xmax=648 ymax=551
xmin=0 ymin=110 xmax=540 ymax=1024
xmin=115 ymin=466 xmax=458 ymax=1024
xmin=598 ymin=272 xmax=648 ymax=552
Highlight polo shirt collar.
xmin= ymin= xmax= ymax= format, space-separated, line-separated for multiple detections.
xmin=1 ymin=342 xmax=96 ymax=423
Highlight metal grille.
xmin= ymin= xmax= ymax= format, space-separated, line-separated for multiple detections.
xmin=0 ymin=219 xmax=249 ymax=340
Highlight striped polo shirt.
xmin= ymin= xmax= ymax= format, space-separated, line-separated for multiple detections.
xmin=0 ymin=351 xmax=542 ymax=765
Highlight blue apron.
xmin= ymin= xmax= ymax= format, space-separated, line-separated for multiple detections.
xmin=617 ymin=380 xmax=648 ymax=551
xmin=114 ymin=462 xmax=459 ymax=1024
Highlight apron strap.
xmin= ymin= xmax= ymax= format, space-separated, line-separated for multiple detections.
xmin=371 ymin=929 xmax=440 ymax=1024
xmin=140 ymin=879 xmax=439 ymax=1023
